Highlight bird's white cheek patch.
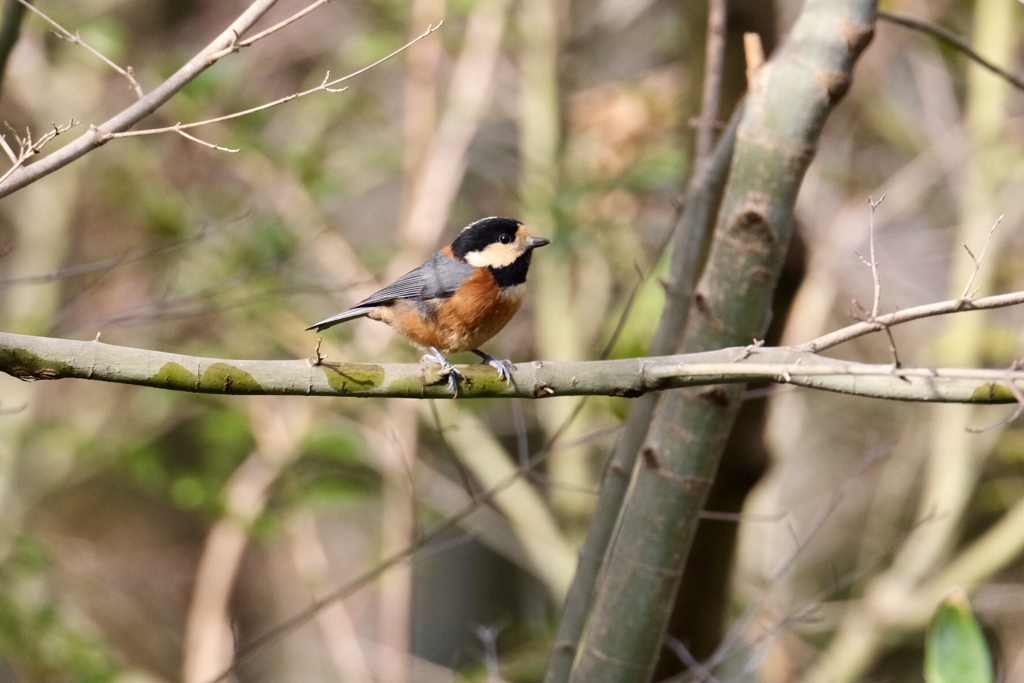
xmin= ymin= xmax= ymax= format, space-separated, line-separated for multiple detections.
xmin=464 ymin=242 xmax=522 ymax=268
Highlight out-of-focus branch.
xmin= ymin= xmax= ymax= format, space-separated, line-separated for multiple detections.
xmin=107 ymin=24 xmax=442 ymax=146
xmin=0 ymin=0 xmax=30 ymax=100
xmin=398 ymin=0 xmax=444 ymax=226
xmin=182 ymin=397 xmax=309 ymax=683
xmin=878 ymin=10 xmax=1024 ymax=93
xmin=694 ymin=0 xmax=727 ymax=163
xmin=213 ymin=415 xmax=568 ymax=683
xmin=15 ymin=0 xmax=143 ymax=96
xmin=286 ymin=511 xmax=374 ymax=683
xmin=399 ymin=0 xmax=511 ymax=252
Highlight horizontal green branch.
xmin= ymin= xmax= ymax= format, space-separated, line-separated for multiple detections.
xmin=1 ymin=331 xmax=1021 ymax=403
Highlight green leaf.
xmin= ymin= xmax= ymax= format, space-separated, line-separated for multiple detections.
xmin=924 ymin=589 xmax=994 ymax=683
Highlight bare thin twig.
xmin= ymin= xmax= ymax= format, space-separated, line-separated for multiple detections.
xmin=882 ymin=325 xmax=902 ymax=369
xmin=0 ymin=123 xmax=18 ymax=163
xmin=866 ymin=195 xmax=885 ymax=318
xmin=0 ymin=119 xmax=78 ymax=184
xmin=0 ymin=0 xmax=278 ymax=198
xmin=237 ymin=0 xmax=332 ymax=47
xmin=15 ymin=0 xmax=143 ymax=97
xmin=105 ymin=74 xmax=348 ymax=139
xmin=174 ymin=129 xmax=240 ymax=153
xmin=106 ymin=23 xmax=442 ymax=145
xmin=0 ymin=231 xmax=197 ymax=289
xmin=664 ymin=635 xmax=722 ymax=683
xmin=852 ymin=196 xmax=903 ymax=366
xmin=799 ymin=289 xmax=1024 ymax=353
xmin=960 ymin=215 xmax=1002 ymax=299
xmin=878 ymin=10 xmax=1024 ymax=93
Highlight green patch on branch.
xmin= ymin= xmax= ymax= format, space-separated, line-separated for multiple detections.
xmin=970 ymin=382 xmax=1016 ymax=403
xmin=0 ymin=347 xmax=72 ymax=381
xmin=152 ymin=361 xmax=264 ymax=394
xmin=201 ymin=363 xmax=261 ymax=394
xmin=320 ymin=363 xmax=386 ymax=394
xmin=152 ymin=362 xmax=199 ymax=389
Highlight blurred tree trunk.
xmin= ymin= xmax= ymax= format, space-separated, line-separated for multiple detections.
xmin=566 ymin=1 xmax=876 ymax=681
xmin=653 ymin=7 xmax=785 ymax=675
xmin=656 ymin=232 xmax=804 ymax=677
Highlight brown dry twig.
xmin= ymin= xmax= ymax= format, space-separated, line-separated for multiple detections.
xmin=0 ymin=0 xmax=419 ymax=198
xmin=864 ymin=195 xmax=885 ymax=319
xmin=0 ymin=0 xmax=281 ymax=198
xmin=851 ymin=196 xmax=903 ymax=365
xmin=105 ymin=23 xmax=443 ymax=148
xmin=878 ymin=10 xmax=1024 ymax=93
xmin=0 ymin=119 xmax=78 ymax=184
xmin=799 ymin=289 xmax=1024 ymax=353
xmin=16 ymin=0 xmax=144 ymax=97
xmin=960 ymin=215 xmax=1002 ymax=299
xmin=237 ymin=0 xmax=333 ymax=47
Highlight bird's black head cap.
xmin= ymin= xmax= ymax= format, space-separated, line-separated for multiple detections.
xmin=450 ymin=217 xmax=522 ymax=259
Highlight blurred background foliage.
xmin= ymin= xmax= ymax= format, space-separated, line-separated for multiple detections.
xmin=0 ymin=0 xmax=1022 ymax=681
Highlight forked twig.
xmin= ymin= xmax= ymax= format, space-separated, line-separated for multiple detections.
xmin=852 ymin=196 xmax=902 ymax=365
xmin=859 ymin=195 xmax=885 ymax=319
xmin=16 ymin=0 xmax=144 ymax=96
xmin=960 ymin=215 xmax=1002 ymax=300
xmin=0 ymin=0 xmax=347 ymax=198
xmin=800 ymin=290 xmax=1024 ymax=353
xmin=0 ymin=120 xmax=79 ymax=184
xmin=105 ymin=23 xmax=443 ymax=146
xmin=237 ymin=0 xmax=332 ymax=47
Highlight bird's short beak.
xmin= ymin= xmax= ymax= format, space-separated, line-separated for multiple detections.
xmin=527 ymin=236 xmax=551 ymax=249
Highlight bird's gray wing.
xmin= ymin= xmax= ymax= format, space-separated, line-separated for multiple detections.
xmin=352 ymin=252 xmax=473 ymax=308
xmin=307 ymin=253 xmax=473 ymax=331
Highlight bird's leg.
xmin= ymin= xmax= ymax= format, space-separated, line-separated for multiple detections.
xmin=421 ymin=346 xmax=465 ymax=396
xmin=472 ymin=349 xmax=513 ymax=385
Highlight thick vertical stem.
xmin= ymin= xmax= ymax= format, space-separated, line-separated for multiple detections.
xmin=569 ymin=3 xmax=876 ymax=680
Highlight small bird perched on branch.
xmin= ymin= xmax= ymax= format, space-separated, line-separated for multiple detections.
xmin=307 ymin=216 xmax=549 ymax=394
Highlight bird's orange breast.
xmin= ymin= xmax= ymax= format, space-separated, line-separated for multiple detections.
xmin=384 ymin=268 xmax=526 ymax=353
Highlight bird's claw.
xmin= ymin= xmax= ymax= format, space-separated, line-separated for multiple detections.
xmin=422 ymin=347 xmax=465 ymax=397
xmin=487 ymin=358 xmax=514 ymax=384
xmin=473 ymin=350 xmax=513 ymax=385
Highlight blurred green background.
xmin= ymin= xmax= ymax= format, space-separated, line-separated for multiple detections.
xmin=0 ymin=1 xmax=1023 ymax=681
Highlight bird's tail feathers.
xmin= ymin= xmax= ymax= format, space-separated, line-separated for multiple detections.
xmin=306 ymin=308 xmax=372 ymax=332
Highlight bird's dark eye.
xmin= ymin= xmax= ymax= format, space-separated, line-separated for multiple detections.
xmin=499 ymin=233 xmax=514 ymax=244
